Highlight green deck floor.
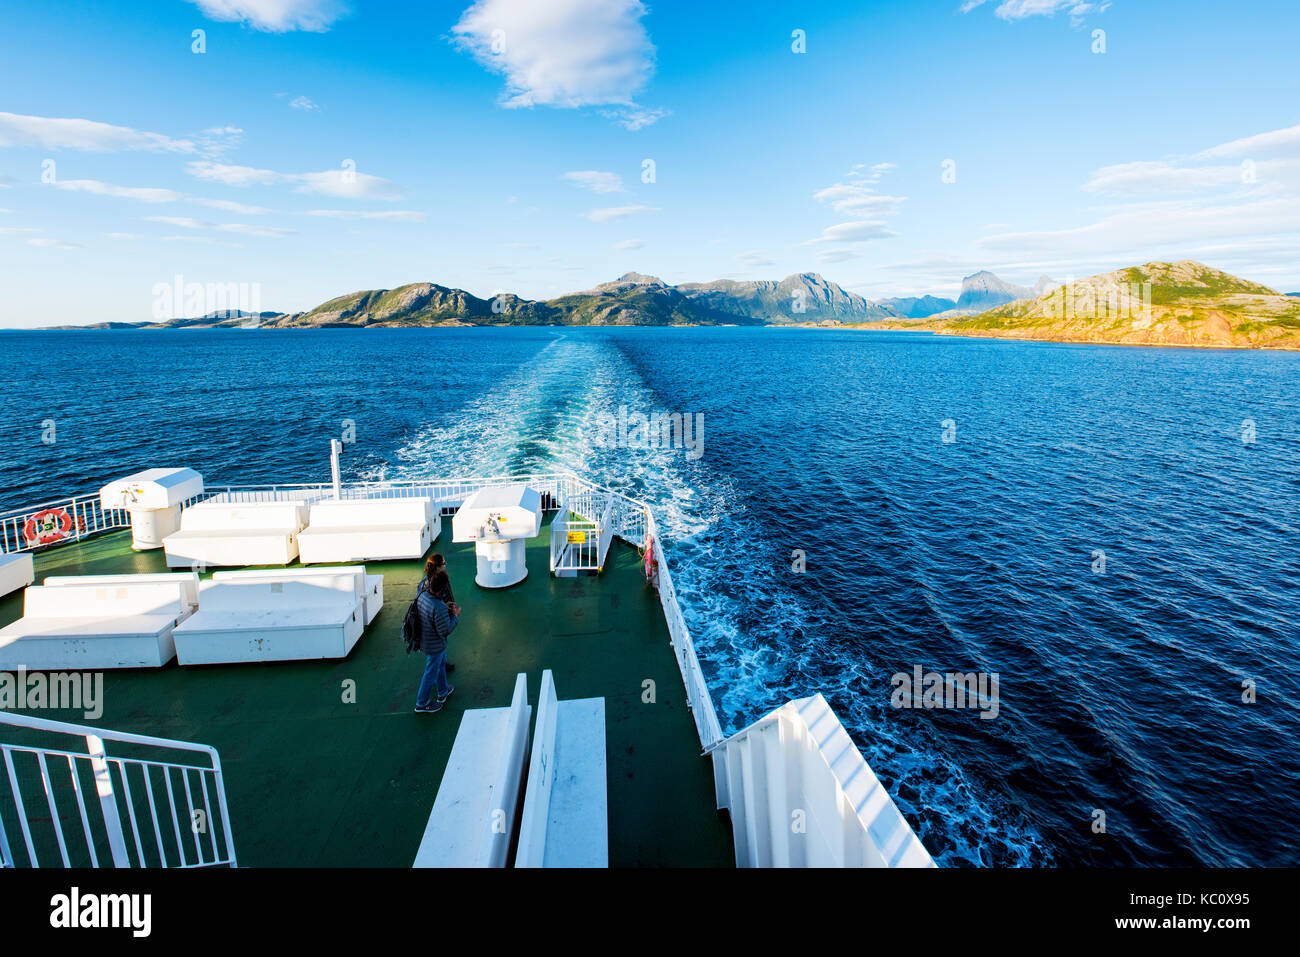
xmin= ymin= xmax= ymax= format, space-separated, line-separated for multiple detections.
xmin=0 ymin=520 xmax=735 ymax=867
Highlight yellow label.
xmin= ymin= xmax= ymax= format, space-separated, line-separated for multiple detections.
xmin=566 ymin=531 xmax=586 ymax=544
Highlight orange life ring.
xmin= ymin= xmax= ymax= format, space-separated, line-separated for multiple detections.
xmin=23 ymin=508 xmax=73 ymax=546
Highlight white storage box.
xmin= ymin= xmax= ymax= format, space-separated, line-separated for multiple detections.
xmin=174 ymin=576 xmax=365 ymax=665
xmin=162 ymin=501 xmax=308 ymax=569
xmin=298 ymin=497 xmax=437 ymax=564
xmin=0 ymin=581 xmax=191 ymax=670
xmin=0 ymin=552 xmax=35 ymax=600
xmin=212 ymin=566 xmax=384 ymax=625
xmin=43 ymin=572 xmax=201 ymax=615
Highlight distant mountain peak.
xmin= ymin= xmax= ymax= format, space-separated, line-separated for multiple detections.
xmin=957 ymin=269 xmax=1055 ymax=311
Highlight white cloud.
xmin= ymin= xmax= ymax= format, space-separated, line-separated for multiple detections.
xmin=186 ymin=0 xmax=348 ymax=32
xmin=0 ymin=226 xmax=38 ymax=234
xmin=1197 ymin=124 xmax=1300 ymax=159
xmin=52 ymin=179 xmax=187 ymax=203
xmin=47 ymin=178 xmax=274 ymax=213
xmin=161 ymin=235 xmax=244 ymax=247
xmin=584 ymin=204 xmax=656 ymax=222
xmin=196 ymin=126 xmax=244 ymax=157
xmin=978 ymin=197 xmax=1300 ymax=256
xmin=216 ymin=223 xmax=295 ymax=237
xmin=600 ymin=106 xmax=669 ymax=130
xmin=27 ymin=238 xmax=81 ymax=250
xmin=979 ymin=122 xmax=1300 ymax=277
xmin=801 ymin=220 xmax=897 ymax=245
xmin=144 ymin=216 xmax=208 ymax=229
xmin=818 ymin=249 xmax=860 ymax=264
xmin=452 ymin=0 xmax=664 ymax=124
xmin=612 ymin=238 xmax=644 ymax=249
xmin=961 ymin=0 xmax=1110 ymax=21
xmin=813 ymin=184 xmax=907 ymax=216
xmin=144 ymin=215 xmax=293 ymax=237
xmin=736 ymin=251 xmax=774 ymax=268
xmin=1084 ymin=162 xmax=1223 ymax=194
xmin=186 ymin=160 xmax=405 ymax=199
xmin=563 ymin=170 xmax=624 ymax=193
xmin=193 ymin=198 xmax=273 ymax=214
xmin=0 ymin=112 xmax=195 ymax=152
xmin=289 ymin=96 xmax=320 ymax=111
xmin=304 ymin=209 xmax=426 ymax=221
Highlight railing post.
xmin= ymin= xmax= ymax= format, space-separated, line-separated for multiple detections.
xmin=85 ymin=734 xmax=130 ymax=868
xmin=209 ymin=750 xmax=238 ymax=868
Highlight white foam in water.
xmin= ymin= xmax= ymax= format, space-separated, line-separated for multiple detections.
xmin=382 ymin=332 xmax=1050 ymax=865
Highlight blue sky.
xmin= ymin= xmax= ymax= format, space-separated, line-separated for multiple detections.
xmin=1 ymin=0 xmax=1298 ymax=326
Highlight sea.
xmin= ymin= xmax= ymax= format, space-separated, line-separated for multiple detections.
xmin=1 ymin=326 xmax=1297 ymax=867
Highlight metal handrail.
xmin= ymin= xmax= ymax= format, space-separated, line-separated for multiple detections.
xmin=0 ymin=710 xmax=237 ymax=868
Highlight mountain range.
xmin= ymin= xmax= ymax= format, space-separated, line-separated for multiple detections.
xmin=908 ymin=260 xmax=1300 ymax=350
xmin=51 ymin=261 xmax=1300 ymax=349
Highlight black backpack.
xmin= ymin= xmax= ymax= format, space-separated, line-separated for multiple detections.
xmin=403 ymin=584 xmax=423 ymax=653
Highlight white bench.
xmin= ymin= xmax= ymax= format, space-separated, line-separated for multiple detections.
xmin=0 ymin=553 xmax=35 ymax=599
xmin=515 ymin=670 xmax=608 ymax=867
xmin=414 ymin=674 xmax=531 ymax=868
xmin=162 ymin=501 xmax=308 ymax=569
xmin=213 ymin=566 xmax=384 ymax=625
xmin=44 ymin=572 xmax=201 ymax=615
xmin=173 ymin=576 xmax=365 ymax=665
xmin=0 ymin=581 xmax=191 ymax=670
xmin=298 ymin=498 xmax=437 ymax=564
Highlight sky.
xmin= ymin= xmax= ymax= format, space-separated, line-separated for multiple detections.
xmin=1 ymin=0 xmax=1298 ymax=326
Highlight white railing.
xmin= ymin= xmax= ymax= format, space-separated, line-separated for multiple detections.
xmin=646 ymin=510 xmax=724 ymax=749
xmin=549 ymin=488 xmax=619 ymax=575
xmin=1 ymin=470 xmax=722 ymax=752
xmin=0 ymin=493 xmax=130 ymax=554
xmin=0 ymin=710 xmax=237 ymax=868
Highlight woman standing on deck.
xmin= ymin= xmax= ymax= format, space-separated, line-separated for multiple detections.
xmin=427 ymin=554 xmax=457 ymax=673
xmin=414 ymin=564 xmax=458 ymax=714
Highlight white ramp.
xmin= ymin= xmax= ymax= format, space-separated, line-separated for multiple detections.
xmin=414 ymin=673 xmax=531 ymax=868
xmin=713 ymin=693 xmax=934 ymax=868
xmin=515 ymin=670 xmax=607 ymax=867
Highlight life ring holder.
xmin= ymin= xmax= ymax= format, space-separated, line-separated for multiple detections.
xmin=23 ymin=507 xmax=73 ymax=546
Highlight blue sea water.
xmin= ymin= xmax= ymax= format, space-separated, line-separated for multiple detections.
xmin=1 ymin=326 xmax=1297 ymax=867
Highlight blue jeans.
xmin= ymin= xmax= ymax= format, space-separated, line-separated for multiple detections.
xmin=417 ymin=650 xmax=449 ymax=708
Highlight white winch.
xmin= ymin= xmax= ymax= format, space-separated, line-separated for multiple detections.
xmin=451 ymin=484 xmax=543 ymax=588
xmin=98 ymin=468 xmax=205 ymax=550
